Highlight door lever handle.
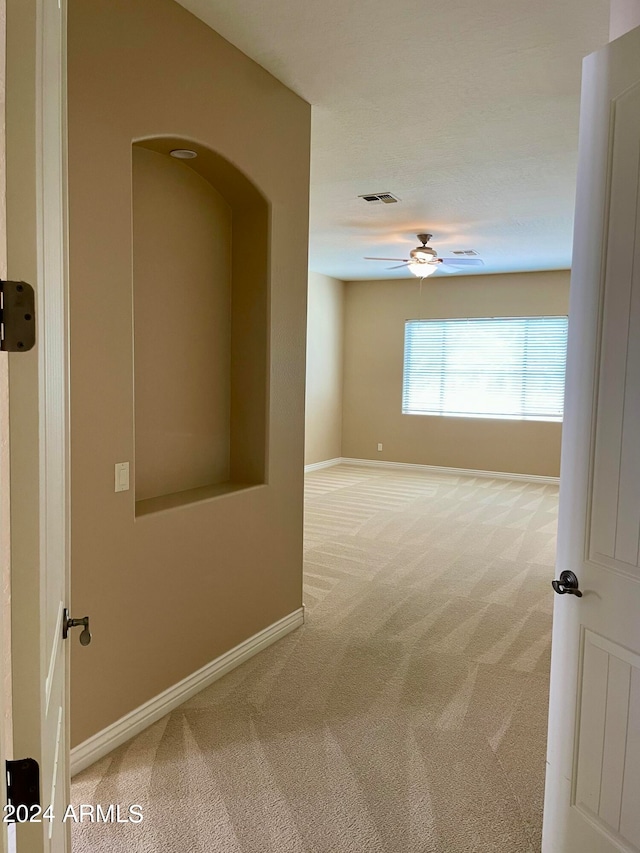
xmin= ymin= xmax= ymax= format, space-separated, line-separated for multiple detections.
xmin=552 ymin=570 xmax=582 ymax=597
xmin=62 ymin=608 xmax=92 ymax=645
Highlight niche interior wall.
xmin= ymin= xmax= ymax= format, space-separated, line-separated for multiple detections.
xmin=68 ymin=0 xmax=311 ymax=747
xmin=132 ymin=139 xmax=269 ymax=512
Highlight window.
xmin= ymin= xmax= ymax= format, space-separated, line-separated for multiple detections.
xmin=402 ymin=316 xmax=568 ymax=421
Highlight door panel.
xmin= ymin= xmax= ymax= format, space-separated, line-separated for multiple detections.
xmin=575 ymin=632 xmax=640 ymax=846
xmin=590 ymin=81 xmax=640 ymax=571
xmin=543 ymin=23 xmax=640 ymax=853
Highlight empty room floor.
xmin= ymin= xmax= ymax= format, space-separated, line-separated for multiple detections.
xmin=71 ymin=465 xmax=558 ymax=853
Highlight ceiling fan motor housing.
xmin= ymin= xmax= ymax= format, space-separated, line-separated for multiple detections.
xmin=410 ymin=245 xmax=437 ymax=261
xmin=410 ymin=233 xmax=438 ymax=263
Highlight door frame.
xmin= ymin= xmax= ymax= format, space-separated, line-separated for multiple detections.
xmin=1 ymin=2 xmax=12 ymax=849
xmin=1 ymin=350 xmax=10 ymax=853
xmin=6 ymin=0 xmax=70 ymax=850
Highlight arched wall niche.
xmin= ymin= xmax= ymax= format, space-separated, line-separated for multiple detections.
xmin=132 ymin=137 xmax=269 ymax=515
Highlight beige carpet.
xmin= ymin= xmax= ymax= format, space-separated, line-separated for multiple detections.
xmin=71 ymin=465 xmax=557 ymax=852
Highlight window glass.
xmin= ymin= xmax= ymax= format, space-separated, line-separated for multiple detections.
xmin=402 ymin=316 xmax=569 ymax=421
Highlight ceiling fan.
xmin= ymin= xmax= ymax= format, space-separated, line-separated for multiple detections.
xmin=365 ymin=233 xmax=485 ymax=277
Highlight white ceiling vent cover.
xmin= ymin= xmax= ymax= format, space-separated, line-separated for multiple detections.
xmin=358 ymin=192 xmax=400 ymax=204
xmin=452 ymin=249 xmax=479 ymax=256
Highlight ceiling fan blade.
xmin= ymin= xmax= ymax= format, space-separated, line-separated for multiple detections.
xmin=439 ymin=257 xmax=485 ymax=266
xmin=388 ymin=263 xmax=410 ymax=270
xmin=437 ymin=264 xmax=458 ymax=273
xmin=364 ymin=256 xmax=409 ymax=262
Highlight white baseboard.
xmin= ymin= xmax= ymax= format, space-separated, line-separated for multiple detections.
xmin=338 ymin=457 xmax=560 ymax=486
xmin=304 ymin=457 xmax=342 ymax=473
xmin=70 ymin=606 xmax=305 ymax=777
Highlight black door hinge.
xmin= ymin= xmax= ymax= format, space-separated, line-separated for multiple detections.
xmin=0 ymin=280 xmax=36 ymax=352
xmin=5 ymin=758 xmax=40 ymax=819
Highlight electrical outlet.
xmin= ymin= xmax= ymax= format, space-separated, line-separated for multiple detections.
xmin=377 ymin=443 xmax=383 ymax=452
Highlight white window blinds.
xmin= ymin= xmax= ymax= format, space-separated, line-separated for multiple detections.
xmin=402 ymin=316 xmax=568 ymax=421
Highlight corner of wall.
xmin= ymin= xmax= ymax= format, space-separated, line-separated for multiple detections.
xmin=304 ymin=272 xmax=346 ymax=466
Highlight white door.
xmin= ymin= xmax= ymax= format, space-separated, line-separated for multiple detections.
xmin=543 ymin=23 xmax=640 ymax=853
xmin=5 ymin=0 xmax=70 ymax=851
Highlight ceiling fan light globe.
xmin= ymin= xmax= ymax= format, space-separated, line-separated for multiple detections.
xmin=408 ymin=261 xmax=438 ymax=278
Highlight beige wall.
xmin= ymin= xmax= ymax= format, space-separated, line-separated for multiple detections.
xmin=68 ymin=0 xmax=310 ymax=746
xmin=342 ymin=270 xmax=570 ymax=477
xmin=305 ymin=272 xmax=345 ymax=465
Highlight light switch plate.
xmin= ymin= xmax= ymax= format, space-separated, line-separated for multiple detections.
xmin=115 ymin=462 xmax=130 ymax=492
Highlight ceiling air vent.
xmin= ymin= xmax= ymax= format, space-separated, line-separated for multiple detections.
xmin=452 ymin=249 xmax=479 ymax=256
xmin=358 ymin=192 xmax=400 ymax=204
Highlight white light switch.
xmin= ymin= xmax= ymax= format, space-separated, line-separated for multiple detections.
xmin=377 ymin=443 xmax=383 ymax=452
xmin=115 ymin=462 xmax=130 ymax=492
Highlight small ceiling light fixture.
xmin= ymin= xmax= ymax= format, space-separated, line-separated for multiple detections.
xmin=408 ymin=236 xmax=439 ymax=277
xmin=170 ymin=148 xmax=198 ymax=159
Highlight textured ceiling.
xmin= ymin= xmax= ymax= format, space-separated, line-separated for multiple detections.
xmin=178 ymin=0 xmax=610 ymax=279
